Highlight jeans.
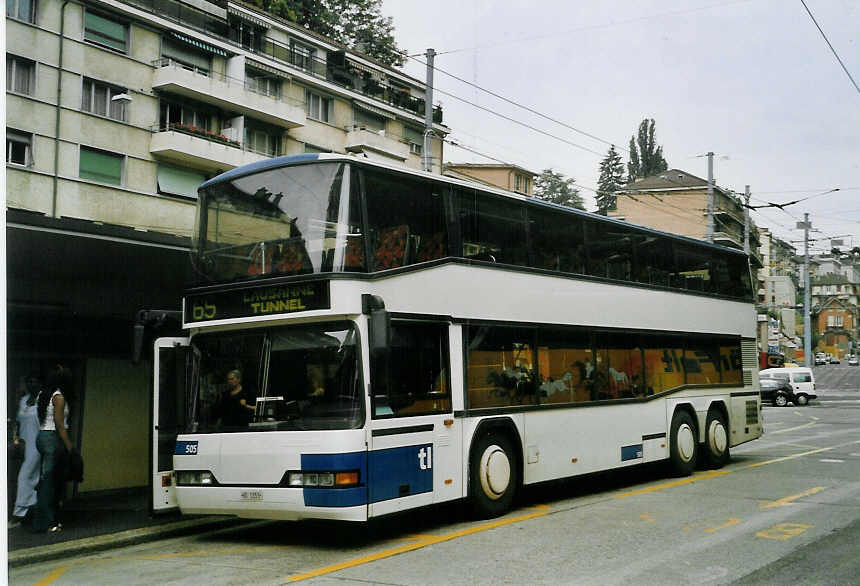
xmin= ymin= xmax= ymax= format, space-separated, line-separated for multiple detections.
xmin=33 ymin=430 xmax=65 ymax=532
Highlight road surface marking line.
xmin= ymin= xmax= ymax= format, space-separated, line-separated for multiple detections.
xmin=704 ymin=518 xmax=741 ymax=533
xmin=614 ymin=470 xmax=730 ymax=498
xmin=761 ymin=486 xmax=826 ymax=509
xmin=755 ymin=523 xmax=812 ymax=540
xmin=819 ymin=458 xmax=844 ymax=463
xmin=284 ymin=509 xmax=549 ymax=582
xmin=131 ymin=546 xmax=278 ymax=560
xmin=740 ymin=441 xmax=855 ymax=469
xmin=33 ymin=565 xmax=72 ymax=586
xmin=768 ymin=421 xmax=816 ymax=434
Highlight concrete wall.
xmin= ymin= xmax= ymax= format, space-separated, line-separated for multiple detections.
xmin=79 ymin=359 xmax=151 ymax=491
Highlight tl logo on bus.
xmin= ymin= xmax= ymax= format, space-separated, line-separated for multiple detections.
xmin=418 ymin=447 xmax=432 ymax=470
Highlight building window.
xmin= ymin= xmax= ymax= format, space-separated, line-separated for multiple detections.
xmin=84 ymin=11 xmax=128 ymax=53
xmin=79 ymin=146 xmax=123 ymax=185
xmin=81 ymin=78 xmax=128 ymax=121
xmin=161 ymin=38 xmax=210 ymax=75
xmin=157 ymin=164 xmax=206 ymax=199
xmin=514 ymin=173 xmax=531 ymax=194
xmin=245 ymin=125 xmax=280 ymax=157
xmin=7 ymin=0 xmax=36 ymax=23
xmin=6 ymin=130 xmax=32 ymax=166
xmin=305 ymin=90 xmax=331 ymax=123
xmin=353 ymin=107 xmax=385 ymax=132
xmin=6 ymin=56 xmax=35 ymax=95
xmin=290 ymin=41 xmax=316 ymax=73
xmin=159 ymin=101 xmax=213 ymax=132
xmin=403 ymin=126 xmax=423 ymax=154
xmin=246 ymin=69 xmax=280 ymax=99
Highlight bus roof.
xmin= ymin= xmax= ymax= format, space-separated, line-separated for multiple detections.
xmin=199 ymin=153 xmax=750 ymax=259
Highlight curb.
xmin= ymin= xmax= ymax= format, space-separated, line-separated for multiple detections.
xmin=8 ymin=516 xmax=247 ymax=568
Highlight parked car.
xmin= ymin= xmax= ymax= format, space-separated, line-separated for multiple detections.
xmin=759 ymin=367 xmax=817 ymax=405
xmin=814 ymin=355 xmax=828 ymax=365
xmin=830 ymin=356 xmax=841 ymax=364
xmin=849 ymin=356 xmax=859 ymax=366
xmin=759 ymin=378 xmax=796 ymax=407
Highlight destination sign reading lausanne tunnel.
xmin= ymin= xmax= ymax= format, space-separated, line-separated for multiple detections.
xmin=185 ymin=281 xmax=330 ymax=323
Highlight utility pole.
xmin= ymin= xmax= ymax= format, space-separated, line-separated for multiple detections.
xmin=800 ymin=213 xmax=813 ymax=366
xmin=743 ymin=185 xmax=751 ymax=254
xmin=422 ymin=48 xmax=436 ymax=173
xmin=705 ymin=152 xmax=715 ymax=243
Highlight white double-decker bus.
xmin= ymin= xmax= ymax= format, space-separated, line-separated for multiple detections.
xmin=151 ymin=154 xmax=762 ymax=520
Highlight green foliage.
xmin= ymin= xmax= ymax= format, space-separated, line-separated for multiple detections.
xmin=533 ymin=169 xmax=585 ymax=210
xmin=249 ymin=0 xmax=404 ymax=67
xmin=627 ymin=118 xmax=668 ymax=182
xmin=595 ymin=145 xmax=625 ymax=215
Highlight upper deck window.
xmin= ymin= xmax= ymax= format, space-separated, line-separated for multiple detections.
xmin=195 ymin=162 xmax=360 ymax=281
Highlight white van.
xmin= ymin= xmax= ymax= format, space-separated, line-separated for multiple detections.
xmin=758 ymin=367 xmax=817 ymax=405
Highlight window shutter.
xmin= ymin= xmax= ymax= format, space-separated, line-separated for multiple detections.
xmin=158 ymin=165 xmax=205 ymax=199
xmin=80 ymin=148 xmax=122 ymax=185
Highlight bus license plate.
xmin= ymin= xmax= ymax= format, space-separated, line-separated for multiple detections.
xmin=240 ymin=490 xmax=263 ymax=502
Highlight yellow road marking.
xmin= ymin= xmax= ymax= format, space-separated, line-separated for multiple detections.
xmin=640 ymin=513 xmax=656 ymax=522
xmin=33 ymin=565 xmax=72 ymax=586
xmin=704 ymin=518 xmax=741 ymax=533
xmin=284 ymin=509 xmax=550 ymax=582
xmin=761 ymin=486 xmax=827 ymax=509
xmin=756 ymin=522 xmax=812 ymax=540
xmin=614 ymin=470 xmax=730 ymax=498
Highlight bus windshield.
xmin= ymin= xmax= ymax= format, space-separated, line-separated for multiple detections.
xmin=193 ymin=162 xmax=360 ymax=282
xmin=189 ymin=322 xmax=363 ymax=432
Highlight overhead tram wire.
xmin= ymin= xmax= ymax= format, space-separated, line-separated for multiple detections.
xmin=799 ymin=0 xmax=860 ymax=97
xmin=432 ymin=85 xmax=607 ymax=157
xmin=406 ymin=54 xmax=626 ymax=153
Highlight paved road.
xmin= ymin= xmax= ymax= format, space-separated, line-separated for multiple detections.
xmin=11 ymin=371 xmax=860 ymax=585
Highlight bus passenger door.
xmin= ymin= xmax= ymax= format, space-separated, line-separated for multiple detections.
xmin=367 ymin=321 xmax=462 ymax=517
xmin=152 ymin=337 xmax=190 ymax=512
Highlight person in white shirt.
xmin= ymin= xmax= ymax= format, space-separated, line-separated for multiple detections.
xmin=32 ymin=365 xmax=74 ymax=533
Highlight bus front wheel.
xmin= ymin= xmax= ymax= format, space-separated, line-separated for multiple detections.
xmin=701 ymin=410 xmax=730 ymax=469
xmin=669 ymin=410 xmax=697 ymax=476
xmin=469 ymin=432 xmax=517 ymax=518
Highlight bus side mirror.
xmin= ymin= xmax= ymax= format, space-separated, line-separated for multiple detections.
xmin=363 ymin=295 xmax=391 ymax=399
xmin=132 ymin=323 xmax=146 ymax=365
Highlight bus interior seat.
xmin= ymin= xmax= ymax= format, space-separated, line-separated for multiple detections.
xmin=247 ymin=243 xmax=275 ymax=276
xmin=275 ymin=239 xmax=313 ymax=274
xmin=374 ymin=225 xmax=410 ymax=270
xmin=344 ymin=235 xmax=366 ymax=271
xmin=416 ymin=231 xmax=445 ymax=262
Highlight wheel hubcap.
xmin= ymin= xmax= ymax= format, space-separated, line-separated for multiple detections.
xmin=480 ymin=445 xmax=511 ymax=500
xmin=677 ymin=423 xmax=696 ymax=462
xmin=709 ymin=420 xmax=727 ymax=455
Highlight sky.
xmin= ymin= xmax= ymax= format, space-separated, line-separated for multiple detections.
xmin=382 ymin=0 xmax=860 ymax=255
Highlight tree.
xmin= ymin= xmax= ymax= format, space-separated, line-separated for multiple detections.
xmin=627 ymin=118 xmax=668 ymax=182
xmin=247 ymin=0 xmax=404 ymax=67
xmin=595 ymin=145 xmax=625 ymax=215
xmin=533 ymin=169 xmax=584 ymax=210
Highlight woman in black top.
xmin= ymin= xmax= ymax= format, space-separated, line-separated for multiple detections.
xmin=219 ymin=370 xmax=255 ymax=428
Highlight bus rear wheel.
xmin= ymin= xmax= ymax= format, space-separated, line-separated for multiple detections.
xmin=469 ymin=432 xmax=517 ymax=519
xmin=701 ymin=410 xmax=730 ymax=469
xmin=669 ymin=410 xmax=697 ymax=476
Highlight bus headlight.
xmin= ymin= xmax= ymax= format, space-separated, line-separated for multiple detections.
xmin=176 ymin=470 xmax=216 ymax=486
xmin=283 ymin=471 xmax=359 ymax=487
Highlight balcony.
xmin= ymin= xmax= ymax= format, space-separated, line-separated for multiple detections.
xmin=344 ymin=127 xmax=410 ymax=162
xmin=152 ymin=59 xmax=305 ymax=129
xmin=150 ymin=126 xmax=268 ymax=173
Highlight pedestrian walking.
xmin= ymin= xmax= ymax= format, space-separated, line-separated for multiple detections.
xmin=9 ymin=374 xmax=42 ymax=528
xmin=32 ymin=365 xmax=74 ymax=533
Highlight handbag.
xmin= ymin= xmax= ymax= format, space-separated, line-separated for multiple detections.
xmin=67 ymin=449 xmax=84 ymax=483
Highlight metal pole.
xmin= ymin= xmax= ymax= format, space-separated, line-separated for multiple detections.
xmin=743 ymin=185 xmax=751 ymax=254
xmin=706 ymin=151 xmax=714 ymax=243
xmin=422 ymin=48 xmax=436 ymax=173
xmin=803 ymin=213 xmax=812 ymax=366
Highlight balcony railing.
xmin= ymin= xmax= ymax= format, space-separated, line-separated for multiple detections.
xmin=158 ymin=123 xmax=240 ymax=147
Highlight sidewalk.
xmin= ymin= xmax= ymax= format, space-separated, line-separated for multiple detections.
xmin=7 ymin=488 xmax=243 ymax=567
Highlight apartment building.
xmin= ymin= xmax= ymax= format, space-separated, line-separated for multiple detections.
xmin=609 ymin=169 xmax=763 ymax=268
xmin=810 ymin=271 xmax=859 ymax=357
xmin=442 ymin=163 xmax=536 ymax=196
xmin=6 ymin=0 xmax=447 ymax=495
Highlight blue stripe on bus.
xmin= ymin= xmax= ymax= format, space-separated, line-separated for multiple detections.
xmin=621 ymin=444 xmax=643 ymax=462
xmin=368 ymin=444 xmax=433 ymax=503
xmin=301 ymin=451 xmax=367 ymax=508
xmin=299 ymin=446 xmax=434 ymax=507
